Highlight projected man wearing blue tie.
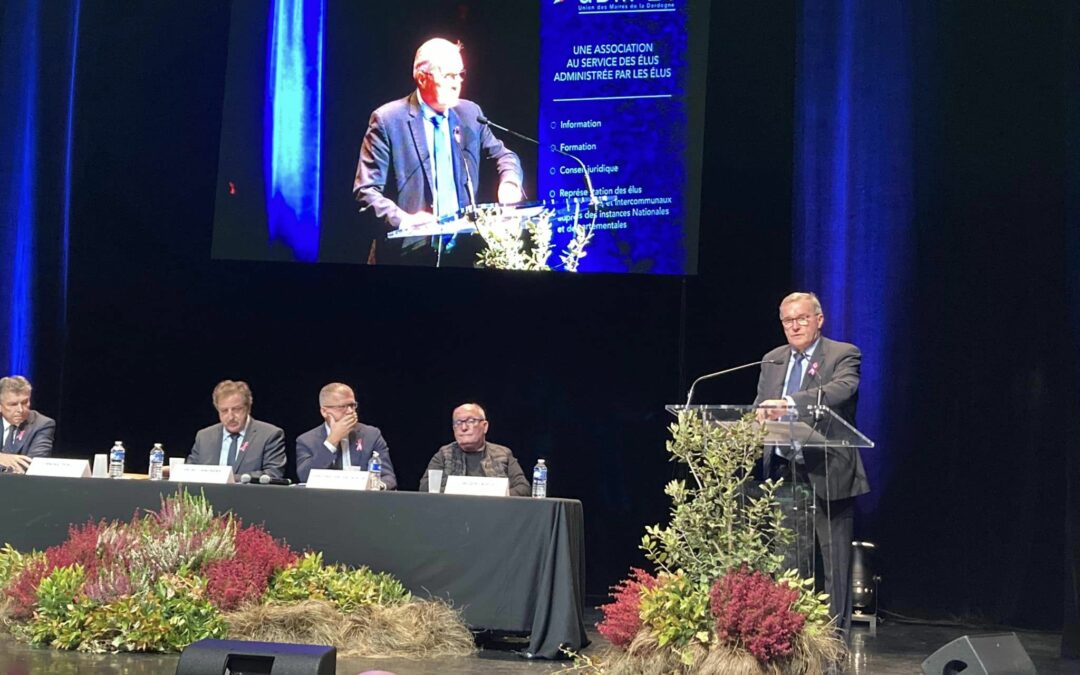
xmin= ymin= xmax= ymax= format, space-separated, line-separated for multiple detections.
xmin=187 ymin=380 xmax=286 ymax=481
xmin=753 ymin=292 xmax=869 ymax=636
xmin=354 ymin=38 xmax=523 ymax=266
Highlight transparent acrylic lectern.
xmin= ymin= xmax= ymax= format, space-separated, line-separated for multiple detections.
xmin=664 ymin=404 xmax=875 ymax=584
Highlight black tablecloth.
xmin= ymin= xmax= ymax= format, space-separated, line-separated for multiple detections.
xmin=0 ymin=475 xmax=587 ymax=658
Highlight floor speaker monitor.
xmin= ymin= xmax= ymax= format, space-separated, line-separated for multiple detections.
xmin=921 ymin=632 xmax=1036 ymax=675
xmin=175 ymin=639 xmax=336 ymax=675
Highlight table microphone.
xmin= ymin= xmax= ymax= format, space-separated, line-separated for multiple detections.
xmin=239 ymin=473 xmax=292 ymax=486
xmin=684 ymin=359 xmax=785 ymax=408
xmin=259 ymin=475 xmax=292 ymax=486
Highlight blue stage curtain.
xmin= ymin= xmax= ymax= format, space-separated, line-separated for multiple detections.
xmin=263 ymin=0 xmax=325 ymax=262
xmin=793 ymin=0 xmax=914 ymax=520
xmin=0 ymin=2 xmax=80 ymax=388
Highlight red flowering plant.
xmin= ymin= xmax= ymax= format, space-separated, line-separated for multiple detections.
xmin=709 ymin=566 xmax=805 ymax=662
xmin=597 ymin=567 xmax=658 ymax=647
xmin=206 ymin=524 xmax=297 ymax=610
xmin=588 ymin=412 xmax=838 ymax=670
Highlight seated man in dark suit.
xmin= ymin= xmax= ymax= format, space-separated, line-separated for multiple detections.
xmin=419 ymin=403 xmax=530 ymax=496
xmin=354 ymin=37 xmax=523 ymax=266
xmin=0 ymin=376 xmax=55 ymax=473
xmin=294 ymin=382 xmax=396 ymax=488
xmin=187 ymin=380 xmax=285 ymax=480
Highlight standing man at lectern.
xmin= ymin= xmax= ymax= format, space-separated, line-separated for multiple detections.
xmin=754 ymin=291 xmax=869 ymax=635
xmin=354 ymin=37 xmax=523 ymax=266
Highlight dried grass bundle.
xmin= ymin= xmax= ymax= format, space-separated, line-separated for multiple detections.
xmin=595 ymin=626 xmax=846 ymax=674
xmin=225 ymin=599 xmax=476 ymax=659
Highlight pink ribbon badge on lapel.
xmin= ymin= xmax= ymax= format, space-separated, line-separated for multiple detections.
xmin=355 ymin=438 xmax=363 ymax=452
xmin=808 ymin=362 xmax=819 ymax=378
xmin=239 ymin=441 xmax=249 ymax=454
xmin=16 ymin=430 xmax=25 ymax=442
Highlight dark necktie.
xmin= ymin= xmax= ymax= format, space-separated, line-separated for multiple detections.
xmin=226 ymin=433 xmax=239 ymax=467
xmin=3 ymin=425 xmax=15 ymax=453
xmin=784 ymin=352 xmax=805 ymax=398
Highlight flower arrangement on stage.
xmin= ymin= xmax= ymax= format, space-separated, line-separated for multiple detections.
xmin=0 ymin=491 xmax=474 ymax=657
xmin=584 ymin=411 xmax=843 ymax=674
xmin=473 ymin=202 xmax=594 ymax=271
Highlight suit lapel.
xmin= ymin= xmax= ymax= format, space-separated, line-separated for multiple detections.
xmin=407 ymin=94 xmax=436 ymax=206
xmin=800 ymin=338 xmax=829 ymax=393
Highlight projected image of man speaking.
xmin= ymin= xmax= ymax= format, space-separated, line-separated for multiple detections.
xmin=353 ymin=38 xmax=524 ymax=267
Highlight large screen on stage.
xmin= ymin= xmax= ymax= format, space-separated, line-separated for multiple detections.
xmin=212 ymin=0 xmax=710 ymax=274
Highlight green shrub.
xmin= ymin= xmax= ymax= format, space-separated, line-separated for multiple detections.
xmin=638 ymin=570 xmax=712 ymax=656
xmin=267 ymin=552 xmax=410 ymax=611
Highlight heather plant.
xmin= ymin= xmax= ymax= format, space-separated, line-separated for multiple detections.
xmin=596 ymin=567 xmax=658 ymax=648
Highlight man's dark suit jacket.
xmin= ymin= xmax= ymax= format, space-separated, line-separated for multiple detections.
xmin=754 ymin=336 xmax=870 ymax=501
xmin=353 ymin=92 xmax=522 ymax=263
xmin=2 ymin=411 xmax=55 ymax=458
xmin=294 ymin=422 xmax=397 ymax=489
xmin=187 ymin=417 xmax=286 ymax=480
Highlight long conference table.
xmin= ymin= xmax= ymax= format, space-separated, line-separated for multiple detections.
xmin=0 ymin=474 xmax=588 ymax=659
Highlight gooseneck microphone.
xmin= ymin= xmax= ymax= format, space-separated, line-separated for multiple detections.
xmin=477 ymin=115 xmax=599 ymax=209
xmin=684 ymin=359 xmax=785 ymax=408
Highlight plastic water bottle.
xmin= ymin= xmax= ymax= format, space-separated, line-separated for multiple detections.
xmin=367 ymin=451 xmax=383 ymax=490
xmin=108 ymin=441 xmax=125 ymax=479
xmin=148 ymin=443 xmax=165 ymax=481
xmin=532 ymin=459 xmax=547 ymax=498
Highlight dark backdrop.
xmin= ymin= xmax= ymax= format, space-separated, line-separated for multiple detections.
xmin=8 ymin=0 xmax=1077 ymax=633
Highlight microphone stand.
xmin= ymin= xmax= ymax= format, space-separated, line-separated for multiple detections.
xmin=478 ymin=115 xmax=600 ymax=211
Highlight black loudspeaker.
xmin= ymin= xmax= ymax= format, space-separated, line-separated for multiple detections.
xmin=175 ymin=639 xmax=336 ymax=675
xmin=921 ymin=632 xmax=1037 ymax=675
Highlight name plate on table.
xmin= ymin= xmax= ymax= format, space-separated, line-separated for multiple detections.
xmin=306 ymin=469 xmax=369 ymax=491
xmin=26 ymin=458 xmax=91 ymax=478
xmin=170 ymin=464 xmax=236 ymax=484
xmin=444 ymin=475 xmax=509 ymax=497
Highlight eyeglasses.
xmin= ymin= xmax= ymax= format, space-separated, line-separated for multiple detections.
xmin=324 ymin=402 xmax=358 ymax=411
xmin=452 ymin=417 xmax=486 ymax=429
xmin=434 ymin=69 xmax=466 ymax=81
xmin=780 ymin=315 xmax=816 ymax=328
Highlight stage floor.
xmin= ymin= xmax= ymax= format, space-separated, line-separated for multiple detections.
xmin=0 ymin=617 xmax=1074 ymax=674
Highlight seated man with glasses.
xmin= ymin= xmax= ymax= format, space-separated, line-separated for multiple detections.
xmin=418 ymin=403 xmax=530 ymax=496
xmin=295 ymin=382 xmax=397 ymax=488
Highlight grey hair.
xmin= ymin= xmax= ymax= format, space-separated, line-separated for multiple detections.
xmin=318 ymin=383 xmax=354 ymax=406
xmin=0 ymin=376 xmax=32 ymax=398
xmin=413 ymin=38 xmax=462 ymax=80
xmin=453 ymin=402 xmax=487 ymax=420
xmin=780 ymin=292 xmax=823 ymax=316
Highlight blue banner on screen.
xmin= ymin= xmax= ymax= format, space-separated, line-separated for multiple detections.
xmin=540 ymin=0 xmax=695 ymax=274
